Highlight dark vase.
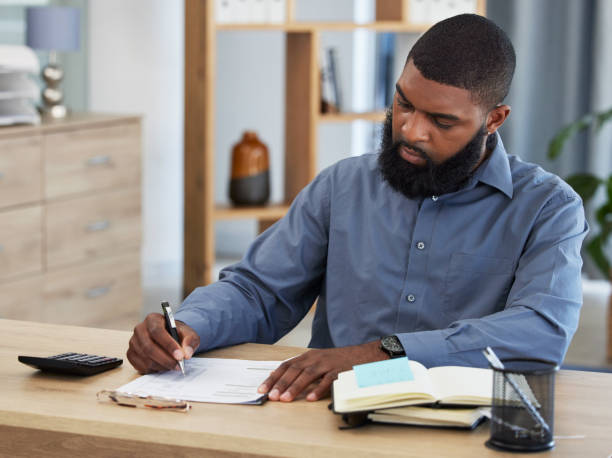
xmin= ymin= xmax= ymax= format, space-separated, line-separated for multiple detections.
xmin=229 ymin=131 xmax=270 ymax=206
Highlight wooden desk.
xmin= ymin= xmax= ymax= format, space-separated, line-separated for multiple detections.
xmin=1 ymin=319 xmax=611 ymax=457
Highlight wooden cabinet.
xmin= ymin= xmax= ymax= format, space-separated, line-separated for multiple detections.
xmin=183 ymin=0 xmax=486 ymax=295
xmin=0 ymin=135 xmax=42 ymax=208
xmin=0 ymin=114 xmax=142 ymax=330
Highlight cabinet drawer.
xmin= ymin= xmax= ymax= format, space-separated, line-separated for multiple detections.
xmin=0 ymin=253 xmax=141 ymax=330
xmin=43 ymin=252 xmax=142 ymax=329
xmin=44 ymin=122 xmax=141 ymax=199
xmin=46 ymin=188 xmax=141 ymax=268
xmin=0 ymin=135 xmax=43 ymax=208
xmin=0 ymin=206 xmax=43 ymax=281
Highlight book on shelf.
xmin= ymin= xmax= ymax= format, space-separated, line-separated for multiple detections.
xmin=374 ymin=33 xmax=395 ymax=111
xmin=409 ymin=0 xmax=478 ymax=25
xmin=320 ymin=47 xmax=342 ymax=114
xmin=215 ymin=0 xmax=286 ymax=24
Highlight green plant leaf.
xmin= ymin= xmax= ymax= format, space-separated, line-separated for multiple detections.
xmin=565 ymin=173 xmax=602 ymax=202
xmin=595 ymin=202 xmax=612 ymax=225
xmin=595 ymin=202 xmax=612 ymax=244
xmin=547 ymin=115 xmax=592 ymax=160
xmin=607 ymin=176 xmax=612 ymax=202
xmin=586 ymin=235 xmax=611 ymax=279
xmin=595 ymin=107 xmax=612 ymax=131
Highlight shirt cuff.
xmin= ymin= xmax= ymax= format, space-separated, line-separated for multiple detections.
xmin=396 ymin=329 xmax=452 ymax=368
xmin=173 ymin=308 xmax=212 ymax=353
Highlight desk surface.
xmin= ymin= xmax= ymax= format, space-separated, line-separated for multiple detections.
xmin=1 ymin=319 xmax=611 ymax=457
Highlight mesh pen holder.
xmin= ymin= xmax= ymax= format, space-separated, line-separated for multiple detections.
xmin=486 ymin=359 xmax=558 ymax=452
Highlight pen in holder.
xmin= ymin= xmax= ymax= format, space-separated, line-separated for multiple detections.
xmin=482 ymin=347 xmax=558 ymax=452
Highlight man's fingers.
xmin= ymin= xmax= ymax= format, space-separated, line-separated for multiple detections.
xmin=147 ymin=314 xmax=184 ymax=361
xmin=270 ymin=365 xmax=314 ymax=401
xmin=135 ymin=322 xmax=180 ymax=370
xmin=306 ymin=371 xmax=338 ymax=401
xmin=278 ymin=369 xmax=322 ymax=402
xmin=176 ymin=321 xmax=199 ymax=359
xmin=126 ymin=347 xmax=165 ymax=374
xmin=258 ymin=362 xmax=290 ymax=394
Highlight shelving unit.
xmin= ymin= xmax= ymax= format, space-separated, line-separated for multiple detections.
xmin=184 ymin=0 xmax=486 ymax=295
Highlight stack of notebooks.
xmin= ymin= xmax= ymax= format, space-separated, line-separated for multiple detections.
xmin=0 ymin=45 xmax=40 ymax=126
xmin=332 ymin=359 xmax=494 ymax=429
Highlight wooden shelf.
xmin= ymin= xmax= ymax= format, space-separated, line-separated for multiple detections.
xmin=214 ymin=204 xmax=290 ymax=220
xmin=318 ymin=111 xmax=386 ymax=123
xmin=216 ymin=21 xmax=429 ymax=33
xmin=184 ymin=0 xmax=487 ymax=292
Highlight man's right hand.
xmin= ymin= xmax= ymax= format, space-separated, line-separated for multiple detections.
xmin=127 ymin=313 xmax=201 ymax=374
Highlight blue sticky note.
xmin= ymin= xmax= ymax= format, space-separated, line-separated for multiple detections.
xmin=353 ymin=357 xmax=414 ymax=388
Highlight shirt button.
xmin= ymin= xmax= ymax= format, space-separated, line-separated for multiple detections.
xmin=406 ymin=294 xmax=416 ymax=302
xmin=431 ymin=195 xmax=439 ymax=201
xmin=416 ymin=242 xmax=425 ymax=250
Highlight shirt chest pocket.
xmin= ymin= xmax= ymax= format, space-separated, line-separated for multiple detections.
xmin=442 ymin=253 xmax=514 ymax=321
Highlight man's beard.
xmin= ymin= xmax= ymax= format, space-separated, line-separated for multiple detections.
xmin=378 ymin=108 xmax=493 ymax=199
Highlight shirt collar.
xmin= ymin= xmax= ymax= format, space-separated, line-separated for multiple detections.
xmin=473 ymin=132 xmax=514 ymax=199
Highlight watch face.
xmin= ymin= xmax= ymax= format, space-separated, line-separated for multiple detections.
xmin=382 ymin=335 xmax=404 ymax=355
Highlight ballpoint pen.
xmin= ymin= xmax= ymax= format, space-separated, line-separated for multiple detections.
xmin=161 ymin=301 xmax=185 ymax=376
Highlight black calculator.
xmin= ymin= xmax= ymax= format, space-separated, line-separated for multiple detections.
xmin=18 ymin=352 xmax=123 ymax=376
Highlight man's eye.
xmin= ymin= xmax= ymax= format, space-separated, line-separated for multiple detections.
xmin=433 ymin=119 xmax=452 ymax=130
xmin=398 ymin=100 xmax=413 ymax=110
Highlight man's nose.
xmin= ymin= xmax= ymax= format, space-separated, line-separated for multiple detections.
xmin=401 ymin=111 xmax=429 ymax=144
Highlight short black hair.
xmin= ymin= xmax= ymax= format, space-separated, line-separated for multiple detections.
xmin=407 ymin=14 xmax=516 ymax=108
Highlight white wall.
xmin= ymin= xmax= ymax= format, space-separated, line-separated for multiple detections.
xmin=85 ymin=1 xmax=415 ymax=286
xmin=88 ymin=1 xmax=184 ymax=281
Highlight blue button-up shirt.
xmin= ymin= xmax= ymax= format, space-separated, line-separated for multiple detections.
xmin=176 ymin=134 xmax=588 ymax=367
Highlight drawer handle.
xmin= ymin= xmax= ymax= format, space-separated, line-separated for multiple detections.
xmin=86 ymin=155 xmax=112 ymax=167
xmin=85 ymin=220 xmax=111 ymax=232
xmin=85 ymin=285 xmax=112 ymax=299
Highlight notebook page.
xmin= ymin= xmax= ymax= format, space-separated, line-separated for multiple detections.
xmin=333 ymin=360 xmax=436 ymax=411
xmin=428 ymin=365 xmax=493 ymax=405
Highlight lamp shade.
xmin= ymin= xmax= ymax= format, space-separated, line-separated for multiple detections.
xmin=26 ymin=7 xmax=80 ymax=52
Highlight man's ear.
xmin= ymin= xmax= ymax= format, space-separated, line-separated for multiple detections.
xmin=485 ymin=105 xmax=510 ymax=134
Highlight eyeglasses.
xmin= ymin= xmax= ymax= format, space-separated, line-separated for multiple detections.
xmin=97 ymin=390 xmax=191 ymax=412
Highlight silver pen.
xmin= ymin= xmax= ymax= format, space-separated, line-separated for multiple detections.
xmin=482 ymin=346 xmax=550 ymax=435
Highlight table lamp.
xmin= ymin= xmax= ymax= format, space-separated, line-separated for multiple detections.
xmin=26 ymin=6 xmax=80 ymax=119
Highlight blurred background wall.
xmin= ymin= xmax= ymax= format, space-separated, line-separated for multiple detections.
xmin=1 ymin=0 xmax=610 ymax=305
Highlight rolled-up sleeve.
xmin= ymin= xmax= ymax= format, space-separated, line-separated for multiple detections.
xmin=396 ymin=191 xmax=588 ymax=368
xmin=175 ymin=171 xmax=331 ymax=353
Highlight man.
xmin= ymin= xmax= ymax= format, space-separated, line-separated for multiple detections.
xmin=128 ymin=14 xmax=588 ymax=403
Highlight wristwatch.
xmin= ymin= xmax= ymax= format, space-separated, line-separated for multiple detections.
xmin=380 ymin=335 xmax=406 ymax=358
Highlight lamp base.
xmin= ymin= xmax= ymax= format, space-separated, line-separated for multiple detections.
xmin=40 ymin=61 xmax=68 ymax=119
xmin=41 ymin=104 xmax=68 ymax=119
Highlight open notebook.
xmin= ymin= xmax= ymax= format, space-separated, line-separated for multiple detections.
xmin=333 ymin=360 xmax=493 ymax=414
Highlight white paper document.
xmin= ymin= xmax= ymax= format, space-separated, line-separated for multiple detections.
xmin=117 ymin=358 xmax=282 ymax=404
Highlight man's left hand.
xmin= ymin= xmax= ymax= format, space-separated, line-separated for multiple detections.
xmin=257 ymin=340 xmax=389 ymax=402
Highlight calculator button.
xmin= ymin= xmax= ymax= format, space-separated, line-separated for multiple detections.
xmin=85 ymin=358 xmax=106 ymax=364
xmin=64 ymin=355 xmax=84 ymax=361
